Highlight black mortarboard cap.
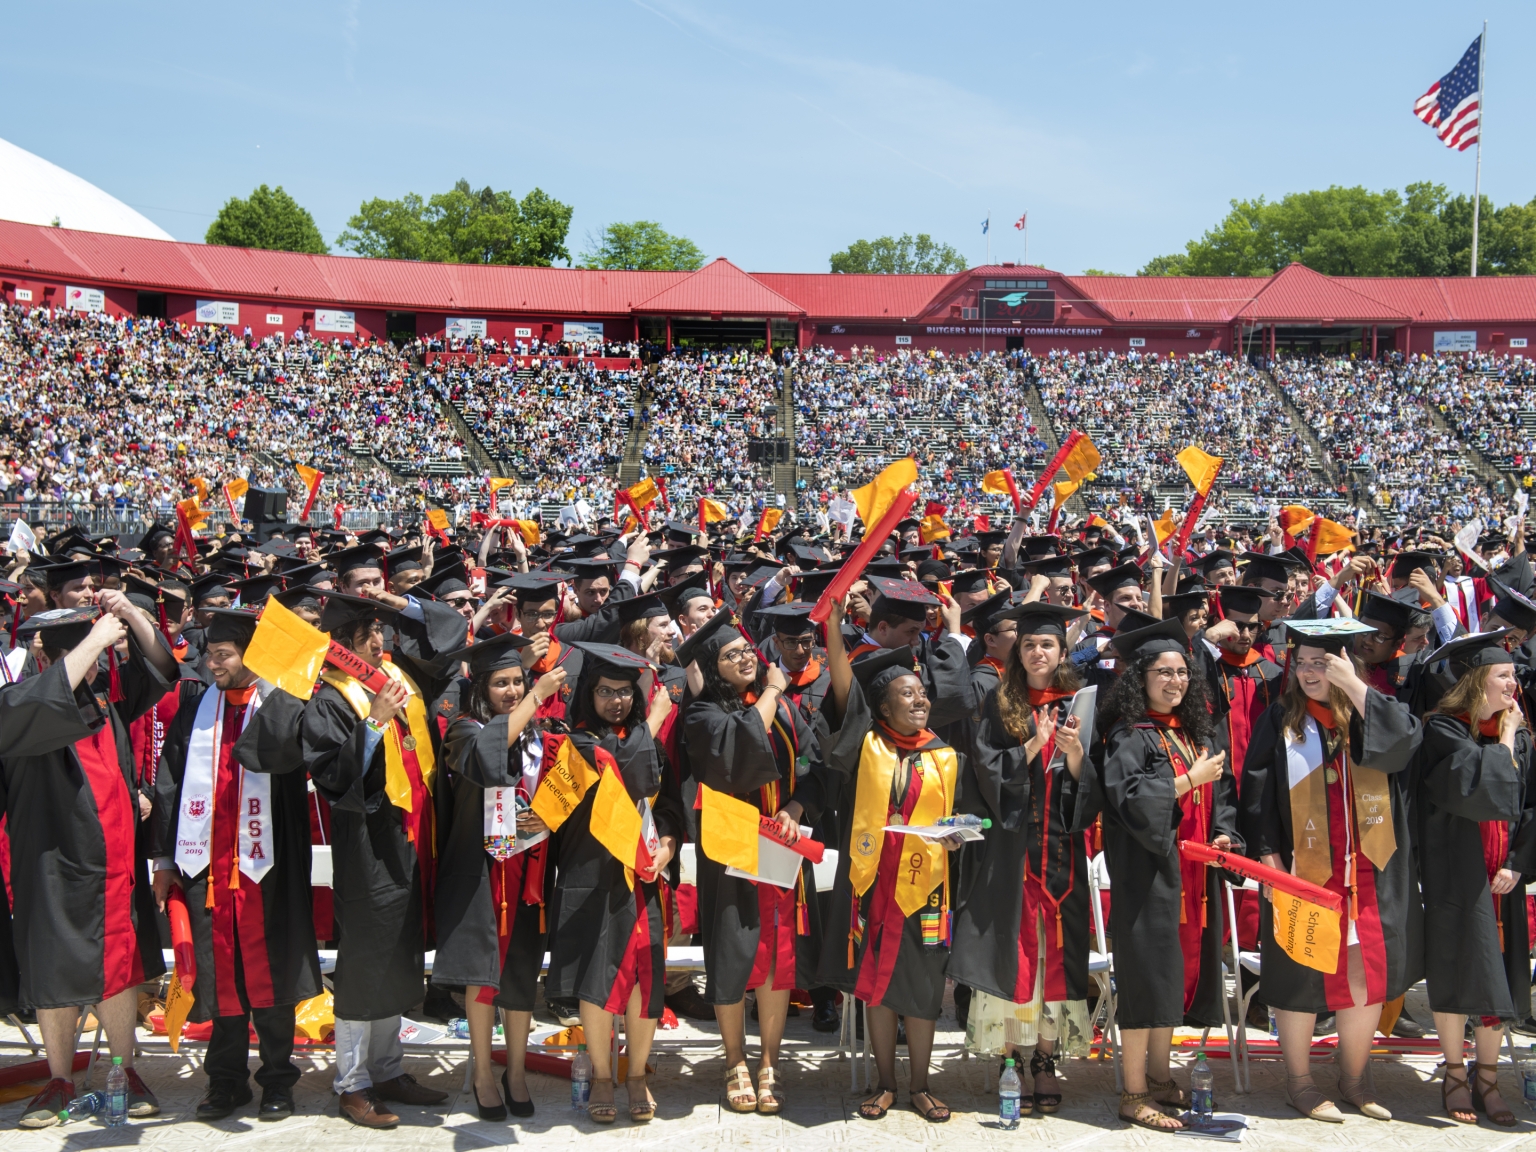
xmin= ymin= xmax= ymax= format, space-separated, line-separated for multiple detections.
xmin=851 ymin=646 xmax=923 ymax=695
xmin=1072 ymin=545 xmax=1115 ymax=573
xmin=18 ymin=606 xmax=98 ymax=648
xmin=438 ymin=631 xmax=533 ymax=676
xmin=505 ymin=572 xmax=570 ymax=603
xmin=570 ymin=640 xmax=654 ymax=681
xmin=651 ymin=544 xmax=708 ymax=570
xmin=793 ymin=569 xmax=840 ymax=604
xmin=867 ymin=574 xmax=940 ymax=621
xmin=674 ymin=607 xmax=743 ymax=667
xmin=960 ymin=588 xmax=1011 ymax=629
xmin=203 ymin=607 xmax=260 ymax=648
xmin=329 ymin=544 xmax=386 ymax=578
xmin=1196 ymin=549 xmax=1237 ymax=576
xmin=385 ymin=545 xmax=424 ymax=573
xmin=999 ymin=602 xmax=1088 ymax=637
xmin=1425 ymin=629 xmax=1516 ymax=676
xmin=1086 ymin=562 xmax=1143 ymax=597
xmin=1216 ymin=585 xmax=1267 ymax=616
xmin=865 ymin=558 xmax=906 ymax=579
xmin=319 ymin=589 xmax=400 ymax=633
xmin=950 ymin=568 xmax=994 ymax=595
xmin=1390 ymin=550 xmax=1439 ymax=580
xmin=1109 ymin=615 xmax=1190 ymax=660
xmin=271 ymin=585 xmax=325 ymax=612
xmin=1356 ymin=590 xmax=1415 ymax=633
xmin=758 ymin=600 xmax=816 ymax=636
xmin=1239 ymin=550 xmax=1301 ymax=585
xmin=1489 ymin=582 xmax=1536 ymax=633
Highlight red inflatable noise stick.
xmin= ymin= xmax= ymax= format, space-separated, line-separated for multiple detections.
xmin=167 ymin=884 xmax=196 ymax=984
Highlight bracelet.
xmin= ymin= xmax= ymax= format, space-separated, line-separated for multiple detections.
xmin=365 ymin=718 xmax=386 ymax=734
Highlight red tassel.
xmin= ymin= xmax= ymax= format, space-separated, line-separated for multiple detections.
xmin=107 ymin=645 xmax=124 ymax=703
xmin=156 ymin=593 xmax=170 ymax=640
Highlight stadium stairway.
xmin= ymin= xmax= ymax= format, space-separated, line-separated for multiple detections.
xmin=1018 ymin=367 xmax=1088 ymax=516
xmin=617 ymin=378 xmax=649 ymax=486
xmin=435 ymin=394 xmax=508 ymax=479
xmin=773 ymin=363 xmax=797 ymax=503
xmin=1251 ymin=368 xmax=1344 ymax=491
xmin=1420 ymin=398 xmax=1515 ymax=497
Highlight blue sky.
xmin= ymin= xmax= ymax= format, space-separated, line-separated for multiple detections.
xmin=4 ymin=2 xmax=1529 ymax=274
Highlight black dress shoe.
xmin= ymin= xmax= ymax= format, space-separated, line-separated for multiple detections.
xmin=812 ymin=1001 xmax=840 ymax=1032
xmin=502 ymin=1068 xmax=534 ymax=1118
xmin=259 ymin=1085 xmax=294 ymax=1120
xmin=196 ymin=1082 xmax=254 ymax=1121
xmin=473 ymin=1082 xmax=507 ymax=1122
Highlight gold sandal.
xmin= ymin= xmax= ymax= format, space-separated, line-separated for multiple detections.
xmin=1146 ymin=1073 xmax=1191 ymax=1112
xmin=756 ymin=1066 xmax=782 ymax=1115
xmin=1119 ymin=1090 xmax=1182 ymax=1132
xmin=626 ymin=1077 xmax=655 ymax=1123
xmin=724 ymin=1062 xmax=756 ymax=1113
xmin=588 ymin=1081 xmax=617 ymax=1124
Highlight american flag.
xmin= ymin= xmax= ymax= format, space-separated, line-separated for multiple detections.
xmin=1413 ymin=35 xmax=1482 ymax=151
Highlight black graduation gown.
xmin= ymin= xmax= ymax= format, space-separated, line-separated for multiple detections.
xmin=544 ymin=725 xmax=685 ymax=1016
xmin=816 ymin=679 xmax=959 ymax=1020
xmin=432 ymin=716 xmax=552 ymax=1010
xmin=1237 ymin=693 xmax=1423 ymax=1013
xmin=1091 ymin=721 xmax=1241 ymax=1030
xmin=0 ymin=763 xmax=19 ymax=1016
xmin=300 ymin=651 xmax=459 ymax=1020
xmin=1418 ymin=713 xmax=1536 ymax=1019
xmin=683 ymin=695 xmax=824 ymax=1004
xmin=151 ymin=683 xmax=321 ymax=1018
xmin=951 ymin=690 xmax=1092 ymax=1004
xmin=0 ymin=651 xmax=171 ymax=1009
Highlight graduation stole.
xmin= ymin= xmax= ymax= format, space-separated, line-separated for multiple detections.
xmin=175 ymin=685 xmax=270 ymax=893
xmin=848 ymin=727 xmax=957 ymax=917
xmin=321 ymin=660 xmax=436 ymax=812
xmin=1025 ymin=685 xmax=1078 ymax=943
xmin=1285 ymin=701 xmax=1395 ymax=915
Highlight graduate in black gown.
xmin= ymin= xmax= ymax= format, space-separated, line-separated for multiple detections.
xmin=1238 ymin=618 xmax=1422 ymax=1124
xmin=0 ymin=594 xmax=176 ymax=1128
xmin=1091 ymin=616 xmax=1239 ymax=1134
xmin=149 ymin=608 xmax=321 ymax=1122
xmin=818 ymin=596 xmax=967 ymax=1125
xmin=951 ymin=603 xmax=1092 ymax=1117
xmin=541 ymin=642 xmax=683 ymax=1124
xmin=433 ymin=633 xmax=567 ymax=1122
xmin=298 ymin=587 xmax=459 ymax=1129
xmin=679 ymin=609 xmax=824 ymax=1115
xmin=1417 ymin=630 xmax=1534 ymax=1129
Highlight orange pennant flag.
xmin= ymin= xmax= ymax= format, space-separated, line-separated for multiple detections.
xmin=190 ymin=476 xmax=209 ymax=503
xmin=1273 ymin=892 xmax=1342 ymax=974
xmin=919 ymin=514 xmax=950 ymax=544
xmin=488 ymin=477 xmax=516 ymax=494
xmin=295 ymin=464 xmax=324 ymax=521
xmin=755 ymin=507 xmax=784 ymax=541
xmin=1176 ymin=445 xmax=1224 ymax=497
xmin=1153 ymin=509 xmax=1177 ymax=546
xmin=176 ymin=496 xmax=208 ymax=531
xmin=1278 ymin=504 xmax=1315 ymax=538
xmin=1315 ymin=518 xmax=1357 ymax=556
xmin=699 ymin=498 xmax=728 ymax=523
xmin=241 ymin=597 xmax=330 ymax=701
xmin=589 ymin=765 xmax=644 ymax=889
xmin=1051 ymin=478 xmax=1080 ymax=512
xmin=627 ymin=477 xmax=660 ymax=510
xmin=531 ymin=739 xmax=601 ymax=833
xmin=1060 ymin=435 xmax=1102 ymax=483
xmin=513 ymin=519 xmax=541 ymax=546
xmin=852 ymin=457 xmax=919 ymax=528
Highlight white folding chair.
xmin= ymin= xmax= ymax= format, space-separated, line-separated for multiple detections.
xmin=1086 ymin=852 xmax=1121 ymax=1090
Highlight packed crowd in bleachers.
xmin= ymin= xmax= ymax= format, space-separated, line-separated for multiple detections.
xmin=1415 ymin=351 xmax=1536 ymax=473
xmin=792 ymin=346 xmax=1051 ymax=514
xmin=639 ymin=349 xmax=780 ymax=508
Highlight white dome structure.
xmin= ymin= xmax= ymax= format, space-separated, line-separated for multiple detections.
xmin=0 ymin=137 xmax=173 ymax=241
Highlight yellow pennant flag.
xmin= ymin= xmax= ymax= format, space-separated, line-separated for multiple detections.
xmin=980 ymin=469 xmax=1013 ymax=497
xmin=295 ymin=463 xmax=322 ymax=493
xmin=852 ymin=457 xmax=918 ymax=527
xmin=1052 ymin=478 xmax=1080 ymax=512
xmin=426 ymin=508 xmax=451 ymax=533
xmin=176 ymin=496 xmax=208 ymax=530
xmin=699 ymin=783 xmax=760 ymax=873
xmin=1176 ymin=445 xmax=1224 ymax=496
xmin=190 ymin=476 xmax=209 ymax=503
xmin=531 ymin=739 xmax=601 ymax=832
xmin=756 ymin=507 xmax=784 ymax=539
xmin=293 ymin=989 xmax=335 ymax=1042
xmin=589 ymin=766 xmax=644 ymax=889
xmin=919 ymin=514 xmax=950 ymax=544
xmin=1061 ymin=435 xmax=1102 ymax=483
xmin=1278 ymin=504 xmax=1314 ymax=538
xmin=241 ymin=597 xmax=330 ymax=701
xmin=514 ymin=519 xmax=541 ymax=546
xmin=488 ymin=477 xmax=516 ymax=494
xmin=1272 ymin=893 xmax=1342 ymax=974
xmin=163 ymin=971 xmax=194 ymax=1053
xmin=1315 ymin=518 xmax=1356 ymax=555
xmin=699 ymin=497 xmax=729 ymax=525
xmin=1153 ymin=509 xmax=1178 ymax=546
xmin=627 ymin=477 xmax=660 ymax=509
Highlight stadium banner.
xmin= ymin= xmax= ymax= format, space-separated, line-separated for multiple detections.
xmin=446 ymin=317 xmax=487 ymax=339
xmin=1433 ymin=330 xmax=1477 ymax=352
xmin=981 ymin=288 xmax=1055 ymax=321
xmin=315 ymin=309 xmax=356 ymax=334
xmin=66 ymin=286 xmax=105 ymax=312
xmin=196 ymin=300 xmax=240 ymax=325
xmin=563 ymin=321 xmax=603 ymax=344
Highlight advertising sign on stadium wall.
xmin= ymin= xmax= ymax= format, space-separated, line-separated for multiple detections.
xmin=1433 ymin=330 xmax=1477 ymax=352
xmin=563 ymin=321 xmax=603 ymax=344
xmin=196 ymin=300 xmax=240 ymax=325
xmin=316 ymin=309 xmax=356 ymax=334
xmin=447 ymin=317 xmax=487 ymax=339
xmin=66 ymin=286 xmax=104 ymax=312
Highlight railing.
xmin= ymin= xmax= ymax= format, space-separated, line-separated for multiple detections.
xmin=425 ymin=352 xmax=642 ymax=371
xmin=0 ymin=501 xmax=424 ymax=536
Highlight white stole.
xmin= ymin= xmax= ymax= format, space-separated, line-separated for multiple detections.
xmin=174 ymin=687 xmax=272 ymax=882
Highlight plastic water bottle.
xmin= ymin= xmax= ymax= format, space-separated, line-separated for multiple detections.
xmin=1520 ymin=1043 xmax=1536 ymax=1111
xmin=104 ymin=1057 xmax=128 ymax=1127
xmin=935 ymin=814 xmax=992 ymax=829
xmin=446 ymin=1017 xmax=471 ymax=1039
xmin=57 ymin=1091 xmax=106 ymax=1124
xmin=1190 ymin=1050 xmax=1214 ymax=1120
xmin=571 ymin=1043 xmax=592 ymax=1111
xmin=1267 ymin=1006 xmax=1278 ymax=1038
xmin=998 ymin=1058 xmax=1022 ymax=1128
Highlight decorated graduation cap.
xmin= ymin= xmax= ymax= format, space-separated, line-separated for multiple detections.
xmin=1425 ymin=629 xmax=1515 ymax=677
xmin=851 ymin=645 xmax=924 ymax=697
xmin=256 ymin=538 xmax=298 ymax=559
xmin=1283 ymin=616 xmax=1378 ymax=654
xmin=867 ymin=573 xmax=941 ymax=622
xmin=1086 ymin=562 xmax=1143 ymax=597
xmin=1109 ymin=614 xmax=1190 ymax=660
xmin=17 ymin=606 xmax=100 ymax=649
xmin=1216 ymin=585 xmax=1267 ymax=616
xmin=202 ymin=607 xmax=261 ymax=648
xmin=1238 ymin=550 xmax=1301 ymax=585
xmin=319 ymin=588 xmax=399 ymax=633
xmin=1356 ymin=590 xmax=1416 ymax=634
xmin=998 ymin=602 xmax=1088 ymax=638
xmin=674 ymin=607 xmax=745 ymax=668
xmin=758 ymin=600 xmax=817 ymax=636
xmin=950 ymin=568 xmax=995 ymax=595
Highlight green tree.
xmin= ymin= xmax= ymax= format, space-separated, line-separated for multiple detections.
xmin=1080 ymin=268 xmax=1124 ymax=276
xmin=206 ymin=185 xmax=328 ymax=254
xmin=829 ymin=233 xmax=968 ymax=274
xmin=336 ymin=179 xmax=573 ymax=266
xmin=581 ymin=221 xmax=705 ymax=270
xmin=1138 ymin=253 xmax=1190 ymax=276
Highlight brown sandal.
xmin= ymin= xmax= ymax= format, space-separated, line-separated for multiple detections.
xmin=1146 ymin=1073 xmax=1191 ymax=1111
xmin=588 ymin=1080 xmax=617 ymax=1124
xmin=1441 ymin=1064 xmax=1477 ymax=1125
xmin=1472 ymin=1062 xmax=1517 ymax=1127
xmin=626 ymin=1077 xmax=655 ymax=1123
xmin=724 ymin=1062 xmax=756 ymax=1113
xmin=755 ymin=1066 xmax=782 ymax=1115
xmin=1119 ymin=1090 xmax=1182 ymax=1131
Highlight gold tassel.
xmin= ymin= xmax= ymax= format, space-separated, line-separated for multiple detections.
xmin=1201 ymin=889 xmax=1208 ymax=929
xmin=1055 ymin=908 xmax=1063 ymax=950
xmin=205 ymin=878 xmax=215 ymax=910
xmin=1180 ymin=895 xmax=1188 ymax=925
xmin=499 ymin=897 xmax=507 ymax=937
xmin=539 ymin=903 xmax=546 ymax=934
xmin=229 ymin=860 xmax=240 ymax=890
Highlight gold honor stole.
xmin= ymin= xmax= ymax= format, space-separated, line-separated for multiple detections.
xmin=322 ymin=662 xmax=437 ymax=810
xmin=848 ymin=731 xmax=958 ymax=916
xmin=1285 ymin=715 xmax=1395 ymax=900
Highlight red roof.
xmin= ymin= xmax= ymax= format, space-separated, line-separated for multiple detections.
xmin=6 ymin=218 xmax=1536 ymax=328
xmin=633 ymin=258 xmax=804 ymax=316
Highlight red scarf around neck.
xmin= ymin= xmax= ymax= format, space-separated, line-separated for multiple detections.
xmin=1027 ymin=685 xmax=1074 ymax=706
xmin=876 ymin=720 xmax=937 ymax=752
xmin=1455 ymin=711 xmax=1504 ymax=739
xmin=1145 ymin=710 xmax=1182 ymax=728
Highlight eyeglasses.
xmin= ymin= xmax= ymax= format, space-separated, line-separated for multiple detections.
xmin=523 ymin=608 xmax=558 ymax=622
xmin=1149 ymin=667 xmax=1191 ymax=682
xmin=594 ymin=686 xmax=635 ymax=700
xmin=719 ymin=646 xmax=757 ymax=666
xmin=777 ymin=635 xmax=816 ymax=650
xmin=1231 ymin=620 xmax=1263 ymax=633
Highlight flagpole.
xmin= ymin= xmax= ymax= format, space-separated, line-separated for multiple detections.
xmin=986 ymin=210 xmax=991 ymax=266
xmin=1471 ymin=20 xmax=1486 ymax=277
